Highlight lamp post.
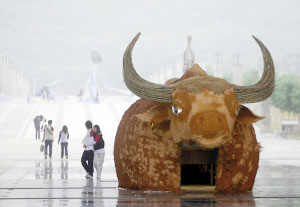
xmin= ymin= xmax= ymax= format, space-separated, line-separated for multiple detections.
xmin=33 ymin=79 xmax=36 ymax=96
xmin=232 ymin=54 xmax=243 ymax=85
xmin=213 ymin=52 xmax=222 ymax=78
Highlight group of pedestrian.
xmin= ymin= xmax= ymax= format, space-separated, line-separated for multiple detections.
xmin=81 ymin=120 xmax=105 ymax=180
xmin=35 ymin=116 xmax=105 ymax=180
xmin=35 ymin=116 xmax=69 ymax=159
xmin=42 ymin=120 xmax=69 ymax=159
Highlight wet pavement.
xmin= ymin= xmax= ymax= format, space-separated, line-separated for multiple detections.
xmin=0 ymin=159 xmax=300 ymax=206
xmin=0 ymin=101 xmax=300 ymax=206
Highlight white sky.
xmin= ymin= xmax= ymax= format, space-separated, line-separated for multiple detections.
xmin=0 ymin=0 xmax=299 ymax=94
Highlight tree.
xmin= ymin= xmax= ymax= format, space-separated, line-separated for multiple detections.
xmin=270 ymin=74 xmax=300 ymax=113
xmin=242 ymin=70 xmax=259 ymax=85
xmin=204 ymin=65 xmax=213 ymax=76
xmin=223 ymin=72 xmax=233 ymax=83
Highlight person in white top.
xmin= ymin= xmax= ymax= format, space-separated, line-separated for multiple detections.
xmin=89 ymin=125 xmax=105 ymax=180
xmin=81 ymin=120 xmax=94 ymax=179
xmin=58 ymin=125 xmax=69 ymax=159
xmin=42 ymin=120 xmax=54 ymax=159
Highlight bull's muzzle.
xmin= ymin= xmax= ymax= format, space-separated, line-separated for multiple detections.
xmin=190 ymin=110 xmax=229 ymax=139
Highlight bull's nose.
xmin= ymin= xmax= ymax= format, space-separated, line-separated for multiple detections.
xmin=190 ymin=110 xmax=229 ymax=138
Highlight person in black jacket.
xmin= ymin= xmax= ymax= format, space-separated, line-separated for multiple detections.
xmin=81 ymin=121 xmax=94 ymax=179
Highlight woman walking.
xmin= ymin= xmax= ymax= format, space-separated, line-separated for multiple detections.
xmin=58 ymin=125 xmax=69 ymax=159
xmin=92 ymin=125 xmax=105 ymax=180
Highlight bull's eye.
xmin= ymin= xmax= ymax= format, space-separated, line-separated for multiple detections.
xmin=172 ymin=105 xmax=183 ymax=115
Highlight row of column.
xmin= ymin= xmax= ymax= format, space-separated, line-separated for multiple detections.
xmin=0 ymin=55 xmax=30 ymax=96
xmin=148 ymin=55 xmax=263 ymax=85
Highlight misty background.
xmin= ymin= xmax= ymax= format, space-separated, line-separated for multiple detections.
xmin=0 ymin=0 xmax=299 ymax=95
xmin=1 ymin=2 xmax=300 ymax=203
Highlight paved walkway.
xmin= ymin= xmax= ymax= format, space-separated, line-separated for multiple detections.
xmin=0 ymin=100 xmax=300 ymax=206
xmin=0 ymin=158 xmax=300 ymax=206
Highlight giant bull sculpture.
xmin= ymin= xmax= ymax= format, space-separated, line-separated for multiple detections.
xmin=114 ymin=33 xmax=275 ymax=192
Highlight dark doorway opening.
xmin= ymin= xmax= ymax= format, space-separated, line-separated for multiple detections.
xmin=181 ymin=149 xmax=218 ymax=186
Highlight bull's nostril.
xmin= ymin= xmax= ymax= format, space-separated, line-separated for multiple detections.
xmin=190 ymin=110 xmax=229 ymax=138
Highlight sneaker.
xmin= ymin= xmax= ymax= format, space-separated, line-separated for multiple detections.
xmin=45 ymin=156 xmax=47 ymax=159
xmin=66 ymin=156 xmax=68 ymax=159
xmin=86 ymin=174 xmax=93 ymax=179
xmin=85 ymin=173 xmax=89 ymax=178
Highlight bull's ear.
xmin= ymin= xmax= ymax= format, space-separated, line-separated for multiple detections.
xmin=236 ymin=105 xmax=264 ymax=124
xmin=136 ymin=104 xmax=171 ymax=124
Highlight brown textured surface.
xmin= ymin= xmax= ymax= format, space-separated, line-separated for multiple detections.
xmin=190 ymin=110 xmax=229 ymax=138
xmin=114 ymin=64 xmax=261 ymax=192
xmin=114 ymin=99 xmax=181 ymax=192
xmin=135 ymin=104 xmax=171 ymax=124
xmin=175 ymin=76 xmax=232 ymax=96
xmin=178 ymin=64 xmax=207 ymax=81
xmin=215 ymin=118 xmax=260 ymax=191
xmin=172 ymin=89 xmax=195 ymax=123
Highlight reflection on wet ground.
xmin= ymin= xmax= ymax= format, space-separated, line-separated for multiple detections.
xmin=0 ymin=101 xmax=300 ymax=206
xmin=0 ymin=159 xmax=299 ymax=206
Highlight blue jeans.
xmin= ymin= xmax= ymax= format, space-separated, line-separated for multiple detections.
xmin=35 ymin=127 xmax=40 ymax=139
xmin=61 ymin=143 xmax=68 ymax=158
xmin=44 ymin=140 xmax=53 ymax=157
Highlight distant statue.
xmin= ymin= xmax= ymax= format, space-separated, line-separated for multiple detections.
xmin=183 ymin=36 xmax=195 ymax=72
xmin=83 ymin=52 xmax=102 ymax=102
xmin=90 ymin=51 xmax=102 ymax=64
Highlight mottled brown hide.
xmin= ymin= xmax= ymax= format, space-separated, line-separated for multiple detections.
xmin=224 ymin=90 xmax=239 ymax=119
xmin=175 ymin=76 xmax=232 ymax=96
xmin=172 ymin=89 xmax=195 ymax=123
xmin=179 ymin=64 xmax=207 ymax=81
xmin=136 ymin=104 xmax=171 ymax=124
xmin=215 ymin=106 xmax=260 ymax=192
xmin=190 ymin=110 xmax=229 ymax=139
xmin=236 ymin=105 xmax=264 ymax=124
xmin=171 ymin=88 xmax=238 ymax=149
xmin=114 ymin=99 xmax=181 ymax=192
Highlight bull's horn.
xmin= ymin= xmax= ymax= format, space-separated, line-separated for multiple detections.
xmin=233 ymin=36 xmax=275 ymax=103
xmin=123 ymin=33 xmax=173 ymax=103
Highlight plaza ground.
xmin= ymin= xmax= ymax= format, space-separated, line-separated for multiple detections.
xmin=0 ymin=97 xmax=300 ymax=206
